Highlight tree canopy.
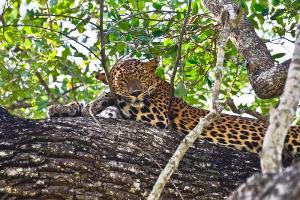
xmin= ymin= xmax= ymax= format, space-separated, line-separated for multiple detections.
xmin=0 ymin=0 xmax=299 ymax=118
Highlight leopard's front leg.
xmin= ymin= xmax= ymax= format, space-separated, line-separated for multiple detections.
xmin=48 ymin=94 xmax=115 ymax=118
xmin=81 ymin=94 xmax=115 ymax=117
xmin=48 ymin=101 xmax=83 ymax=117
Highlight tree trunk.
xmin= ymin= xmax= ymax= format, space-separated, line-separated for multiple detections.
xmin=0 ymin=107 xmax=260 ymax=199
xmin=203 ymin=0 xmax=291 ymax=99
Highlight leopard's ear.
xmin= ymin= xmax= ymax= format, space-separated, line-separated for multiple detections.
xmin=144 ymin=59 xmax=159 ymax=72
xmin=95 ymin=73 xmax=108 ymax=84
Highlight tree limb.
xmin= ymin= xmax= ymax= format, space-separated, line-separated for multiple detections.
xmin=202 ymin=0 xmax=291 ymax=99
xmin=0 ymin=107 xmax=260 ymax=199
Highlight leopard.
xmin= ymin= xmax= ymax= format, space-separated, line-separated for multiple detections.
xmin=49 ymin=58 xmax=300 ymax=162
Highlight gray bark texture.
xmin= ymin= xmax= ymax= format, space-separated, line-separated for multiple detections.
xmin=203 ymin=0 xmax=291 ymax=99
xmin=0 ymin=107 xmax=261 ymax=199
xmin=229 ymin=162 xmax=300 ymax=200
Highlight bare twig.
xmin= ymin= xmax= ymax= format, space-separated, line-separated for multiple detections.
xmin=52 ymin=84 xmax=84 ymax=103
xmin=225 ymin=98 xmax=268 ymax=121
xmin=148 ymin=3 xmax=193 ymax=198
xmin=148 ymin=4 xmax=241 ymax=200
xmin=45 ymin=0 xmax=52 ymax=30
xmin=0 ymin=24 xmax=102 ymax=61
xmin=98 ymin=0 xmax=126 ymax=119
xmin=35 ymin=71 xmax=55 ymax=101
xmin=261 ymin=20 xmax=300 ymax=173
xmin=167 ymin=0 xmax=192 ymax=113
xmin=33 ymin=14 xmax=100 ymax=29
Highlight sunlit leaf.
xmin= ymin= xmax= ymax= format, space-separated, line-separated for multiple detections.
xmin=174 ymin=82 xmax=187 ymax=98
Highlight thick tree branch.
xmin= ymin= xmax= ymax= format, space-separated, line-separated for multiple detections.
xmin=202 ymin=0 xmax=291 ymax=99
xmin=0 ymin=107 xmax=260 ymax=199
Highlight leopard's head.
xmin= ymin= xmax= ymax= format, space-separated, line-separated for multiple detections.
xmin=96 ymin=58 xmax=161 ymax=106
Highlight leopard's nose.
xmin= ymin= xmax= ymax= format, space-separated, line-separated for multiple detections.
xmin=131 ymin=90 xmax=142 ymax=97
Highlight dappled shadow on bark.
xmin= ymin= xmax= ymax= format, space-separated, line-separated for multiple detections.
xmin=0 ymin=107 xmax=260 ymax=199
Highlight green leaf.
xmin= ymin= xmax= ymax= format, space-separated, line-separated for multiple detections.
xmin=291 ymin=30 xmax=296 ymax=38
xmin=77 ymin=24 xmax=86 ymax=33
xmin=152 ymin=29 xmax=164 ymax=37
xmin=153 ymin=3 xmax=162 ymax=10
xmin=131 ymin=18 xmax=139 ymax=26
xmin=198 ymin=95 xmax=207 ymax=101
xmin=248 ymin=15 xmax=259 ymax=29
xmin=108 ymin=32 xmax=119 ymax=41
xmin=62 ymin=47 xmax=71 ymax=57
xmin=254 ymin=4 xmax=269 ymax=15
xmin=272 ymin=0 xmax=280 ymax=6
xmin=129 ymin=0 xmax=145 ymax=10
xmin=174 ymin=82 xmax=187 ymax=98
xmin=256 ymin=14 xmax=264 ymax=25
xmin=24 ymin=38 xmax=32 ymax=49
xmin=205 ymin=75 xmax=213 ymax=88
xmin=272 ymin=53 xmax=285 ymax=59
xmin=155 ymin=67 xmax=165 ymax=79
xmin=270 ymin=9 xmax=285 ymax=20
xmin=192 ymin=2 xmax=198 ymax=14
xmin=116 ymin=42 xmax=127 ymax=52
xmin=119 ymin=21 xmax=131 ymax=31
xmin=273 ymin=26 xmax=285 ymax=36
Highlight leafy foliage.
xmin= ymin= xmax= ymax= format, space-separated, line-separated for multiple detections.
xmin=0 ymin=0 xmax=297 ymax=118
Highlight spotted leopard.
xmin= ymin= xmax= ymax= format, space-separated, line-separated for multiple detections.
xmin=49 ymin=58 xmax=300 ymax=162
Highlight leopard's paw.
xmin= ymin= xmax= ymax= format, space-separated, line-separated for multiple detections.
xmin=48 ymin=102 xmax=83 ymax=117
xmin=97 ymin=106 xmax=121 ymax=119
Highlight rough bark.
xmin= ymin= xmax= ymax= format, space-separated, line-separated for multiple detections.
xmin=202 ymin=0 xmax=291 ymax=99
xmin=229 ymin=162 xmax=300 ymax=200
xmin=0 ymin=107 xmax=261 ymax=199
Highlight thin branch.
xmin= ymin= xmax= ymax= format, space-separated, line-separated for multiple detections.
xmin=98 ymin=0 xmax=126 ymax=119
xmin=0 ymin=24 xmax=102 ymax=61
xmin=225 ymin=98 xmax=268 ymax=121
xmin=35 ymin=71 xmax=55 ymax=101
xmin=148 ymin=4 xmax=241 ymax=199
xmin=52 ymin=84 xmax=84 ymax=103
xmin=167 ymin=0 xmax=192 ymax=113
xmin=45 ymin=0 xmax=52 ymax=30
xmin=261 ymin=20 xmax=300 ymax=173
xmin=33 ymin=14 xmax=100 ymax=29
